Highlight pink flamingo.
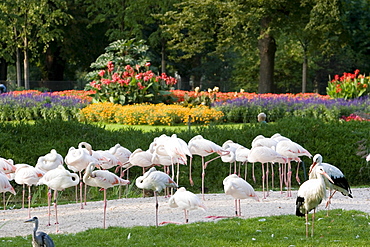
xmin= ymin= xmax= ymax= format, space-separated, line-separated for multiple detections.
xmin=37 ymin=165 xmax=79 ymax=231
xmin=188 ymin=135 xmax=229 ymax=200
xmin=14 ymin=164 xmax=45 ymax=218
xmin=83 ymin=162 xmax=130 ymax=229
xmin=0 ymin=172 xmax=16 ymax=210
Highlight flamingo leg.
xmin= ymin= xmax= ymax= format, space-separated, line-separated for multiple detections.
xmin=238 ymin=199 xmax=241 ymax=216
xmin=265 ymin=163 xmax=269 ymax=197
xmin=296 ymin=161 xmax=301 ymax=185
xmin=287 ymin=161 xmax=292 ymax=197
xmin=189 ymin=157 xmax=194 ymax=186
xmin=201 ymin=157 xmax=205 ymax=200
xmin=279 ymin=163 xmax=283 ymax=194
xmin=271 ymin=163 xmax=275 ymax=190
xmin=79 ymin=172 xmax=84 ymax=209
xmin=244 ymin=162 xmax=248 ymax=180
xmin=27 ymin=185 xmax=31 ymax=218
xmin=103 ymin=189 xmax=107 ymax=229
xmin=84 ymin=183 xmax=87 ymax=206
xmin=22 ymin=184 xmax=25 ymax=209
xmin=54 ymin=190 xmax=59 ymax=232
xmin=262 ymin=163 xmax=266 ymax=199
xmin=47 ymin=188 xmax=52 ymax=226
xmin=185 ymin=209 xmax=189 ymax=224
xmin=252 ymin=163 xmax=256 ymax=183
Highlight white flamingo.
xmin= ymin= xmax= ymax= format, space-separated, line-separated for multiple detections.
xmin=223 ymin=174 xmax=259 ymax=216
xmin=135 ymin=167 xmax=178 ymax=226
xmin=64 ymin=142 xmax=99 ymax=208
xmin=163 ymin=187 xmax=206 ymax=224
xmin=83 ymin=162 xmax=130 ymax=229
xmin=37 ymin=165 xmax=79 ymax=231
xmin=296 ymin=166 xmax=334 ymax=237
xmin=188 ymin=135 xmax=229 ymax=200
xmin=0 ymin=158 xmax=16 ymax=175
xmin=0 ymin=171 xmax=16 ymax=210
xmin=248 ymin=146 xmax=287 ymax=198
xmin=235 ymin=146 xmax=250 ymax=180
xmin=14 ymin=164 xmax=45 ymax=218
xmin=276 ymin=139 xmax=312 ymax=196
xmin=35 ymin=149 xmax=64 ymax=172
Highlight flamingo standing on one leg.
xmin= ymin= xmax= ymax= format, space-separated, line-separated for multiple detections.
xmin=37 ymin=165 xmax=79 ymax=231
xmin=35 ymin=149 xmax=64 ymax=173
xmin=161 ymin=187 xmax=206 ymax=224
xmin=135 ymin=167 xmax=178 ymax=227
xmin=296 ymin=166 xmax=334 ymax=237
xmin=188 ymin=135 xmax=229 ymax=200
xmin=83 ymin=162 xmax=130 ymax=229
xmin=309 ymin=154 xmax=352 ymax=215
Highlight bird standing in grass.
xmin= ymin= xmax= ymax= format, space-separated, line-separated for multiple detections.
xmin=223 ymin=174 xmax=259 ymax=216
xmin=296 ymin=166 xmax=334 ymax=237
xmin=135 ymin=167 xmax=178 ymax=226
xmin=25 ymin=216 xmax=55 ymax=247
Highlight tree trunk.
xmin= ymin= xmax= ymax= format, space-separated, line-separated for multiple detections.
xmin=44 ymin=45 xmax=65 ymax=81
xmin=0 ymin=58 xmax=7 ymax=81
xmin=258 ymin=17 xmax=276 ymax=93
xmin=16 ymin=48 xmax=22 ymax=88
xmin=302 ymin=53 xmax=307 ymax=93
xmin=23 ymin=42 xmax=30 ymax=90
xmin=161 ymin=39 xmax=166 ymax=74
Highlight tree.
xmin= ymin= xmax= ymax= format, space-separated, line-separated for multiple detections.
xmin=0 ymin=0 xmax=71 ymax=89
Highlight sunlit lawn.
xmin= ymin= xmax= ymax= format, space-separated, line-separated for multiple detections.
xmin=3 ymin=209 xmax=369 ymax=247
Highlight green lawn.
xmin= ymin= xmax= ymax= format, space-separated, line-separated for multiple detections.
xmin=3 ymin=209 xmax=369 ymax=247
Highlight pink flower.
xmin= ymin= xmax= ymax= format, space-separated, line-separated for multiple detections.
xmin=98 ymin=70 xmax=105 ymax=77
xmin=145 ymin=62 xmax=151 ymax=67
xmin=137 ymin=82 xmax=145 ymax=90
xmin=107 ymin=61 xmax=114 ymax=72
xmin=135 ymin=74 xmax=143 ymax=80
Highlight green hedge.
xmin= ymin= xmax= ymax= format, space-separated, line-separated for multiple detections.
xmin=0 ymin=118 xmax=369 ymax=207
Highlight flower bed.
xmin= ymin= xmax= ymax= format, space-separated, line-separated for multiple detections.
xmin=0 ymin=91 xmax=89 ymax=121
xmin=80 ymin=102 xmax=224 ymax=125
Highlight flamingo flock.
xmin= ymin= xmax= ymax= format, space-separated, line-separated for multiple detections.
xmin=0 ymin=132 xmax=362 ymax=237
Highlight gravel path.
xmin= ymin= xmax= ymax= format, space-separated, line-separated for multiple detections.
xmin=1 ymin=188 xmax=369 ymax=238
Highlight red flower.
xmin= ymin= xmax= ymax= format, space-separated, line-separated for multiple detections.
xmin=98 ymin=70 xmax=105 ymax=77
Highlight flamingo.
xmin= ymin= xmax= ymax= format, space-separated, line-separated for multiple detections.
xmin=35 ymin=149 xmax=64 ymax=172
xmin=163 ymin=187 xmax=206 ymax=224
xmin=235 ymin=146 xmax=250 ymax=180
xmin=14 ymin=164 xmax=45 ymax=218
xmin=64 ymin=141 xmax=99 ymax=208
xmin=37 ymin=165 xmax=79 ymax=231
xmin=0 ymin=172 xmax=16 ymax=210
xmin=221 ymin=140 xmax=243 ymax=174
xmin=121 ymin=148 xmax=153 ymax=176
xmin=309 ymin=154 xmax=352 ymax=214
xmin=248 ymin=146 xmax=287 ymax=198
xmin=83 ymin=162 xmax=130 ymax=229
xmin=108 ymin=144 xmax=132 ymax=165
xmin=296 ymin=166 xmax=334 ymax=237
xmin=251 ymin=135 xmax=278 ymax=149
xmin=188 ymin=135 xmax=229 ymax=200
xmin=0 ymin=158 xmax=16 ymax=174
xmin=223 ymin=174 xmax=259 ymax=216
xmin=276 ymin=139 xmax=312 ymax=196
xmin=135 ymin=167 xmax=178 ymax=226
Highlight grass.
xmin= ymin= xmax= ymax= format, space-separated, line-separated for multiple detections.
xmin=3 ymin=209 xmax=369 ymax=246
